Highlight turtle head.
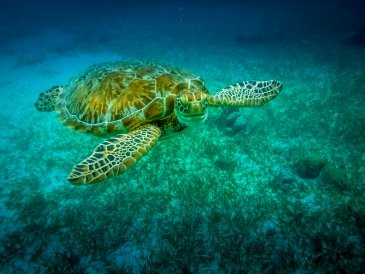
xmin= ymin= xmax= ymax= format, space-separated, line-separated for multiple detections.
xmin=175 ymin=89 xmax=208 ymax=127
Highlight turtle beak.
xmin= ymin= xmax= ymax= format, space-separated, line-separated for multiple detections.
xmin=179 ymin=111 xmax=208 ymax=126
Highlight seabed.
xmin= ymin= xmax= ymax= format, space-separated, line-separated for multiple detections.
xmin=0 ymin=2 xmax=364 ymax=273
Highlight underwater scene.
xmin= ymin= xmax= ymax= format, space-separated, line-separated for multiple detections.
xmin=1 ymin=0 xmax=365 ymax=273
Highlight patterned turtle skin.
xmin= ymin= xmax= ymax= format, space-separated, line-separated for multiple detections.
xmin=35 ymin=62 xmax=283 ymax=185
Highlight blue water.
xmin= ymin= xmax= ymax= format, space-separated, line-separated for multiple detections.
xmin=1 ymin=0 xmax=365 ymax=273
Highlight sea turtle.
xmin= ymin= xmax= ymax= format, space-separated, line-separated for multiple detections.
xmin=35 ymin=62 xmax=283 ymax=185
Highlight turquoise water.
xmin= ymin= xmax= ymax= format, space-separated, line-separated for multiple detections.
xmin=1 ymin=1 xmax=365 ymax=273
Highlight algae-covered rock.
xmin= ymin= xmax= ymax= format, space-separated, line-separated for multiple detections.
xmin=232 ymin=115 xmax=247 ymax=132
xmin=320 ymin=164 xmax=348 ymax=191
xmin=224 ymin=111 xmax=247 ymax=135
xmin=225 ymin=111 xmax=241 ymax=128
xmin=294 ymin=154 xmax=327 ymax=179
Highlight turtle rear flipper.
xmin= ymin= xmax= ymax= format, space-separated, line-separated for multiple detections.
xmin=208 ymin=80 xmax=283 ymax=107
xmin=68 ymin=124 xmax=161 ymax=185
xmin=35 ymin=86 xmax=63 ymax=112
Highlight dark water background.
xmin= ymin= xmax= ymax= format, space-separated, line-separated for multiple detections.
xmin=1 ymin=0 xmax=365 ymax=273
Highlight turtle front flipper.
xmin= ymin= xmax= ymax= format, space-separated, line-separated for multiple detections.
xmin=208 ymin=80 xmax=283 ymax=107
xmin=35 ymin=86 xmax=63 ymax=112
xmin=68 ymin=124 xmax=161 ymax=185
